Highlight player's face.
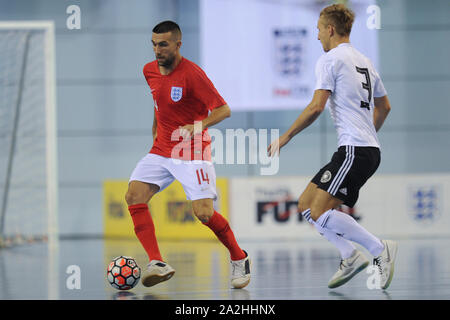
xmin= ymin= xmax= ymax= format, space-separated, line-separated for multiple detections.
xmin=317 ymin=17 xmax=331 ymax=52
xmin=152 ymin=32 xmax=181 ymax=67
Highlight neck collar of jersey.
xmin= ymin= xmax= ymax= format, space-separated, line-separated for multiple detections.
xmin=337 ymin=42 xmax=352 ymax=48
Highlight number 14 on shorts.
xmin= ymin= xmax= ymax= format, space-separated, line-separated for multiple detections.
xmin=196 ymin=169 xmax=210 ymax=185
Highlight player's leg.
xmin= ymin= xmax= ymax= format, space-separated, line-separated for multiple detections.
xmin=192 ymin=198 xmax=246 ymax=261
xmin=311 ymin=186 xmax=384 ymax=256
xmin=306 ymin=187 xmax=371 ymax=287
xmin=172 ymin=160 xmax=250 ymax=288
xmin=299 ymin=184 xmax=370 ymax=288
xmin=126 ymin=154 xmax=176 ymax=287
xmin=173 ymin=160 xmax=246 ymax=259
xmin=192 ymin=198 xmax=250 ymax=289
xmin=305 ymin=146 xmax=381 ymax=287
xmin=298 ymin=182 xmax=357 ymax=260
xmin=180 ymin=162 xmax=245 ymax=261
xmin=310 ymin=146 xmax=386 ymax=257
xmin=309 ymin=189 xmax=399 ymax=289
xmin=125 ymin=181 xmax=162 ymax=261
xmin=311 ymin=146 xmax=397 ymax=289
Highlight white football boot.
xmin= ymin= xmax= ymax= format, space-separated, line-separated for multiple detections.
xmin=373 ymin=239 xmax=398 ymax=290
xmin=141 ymin=260 xmax=175 ymax=287
xmin=231 ymin=251 xmax=251 ymax=289
xmin=328 ymin=250 xmax=369 ymax=289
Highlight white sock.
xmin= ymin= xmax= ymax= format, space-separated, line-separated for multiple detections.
xmin=316 ymin=208 xmax=384 ymax=256
xmin=302 ymin=209 xmax=356 ymax=259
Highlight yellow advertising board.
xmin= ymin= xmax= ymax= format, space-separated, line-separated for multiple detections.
xmin=103 ymin=178 xmax=229 ymax=240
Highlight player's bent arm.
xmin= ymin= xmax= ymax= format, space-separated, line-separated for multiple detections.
xmin=180 ymin=105 xmax=230 ymax=139
xmin=202 ymin=104 xmax=231 ymax=129
xmin=373 ymin=95 xmax=391 ymax=132
xmin=284 ymin=89 xmax=330 ymax=140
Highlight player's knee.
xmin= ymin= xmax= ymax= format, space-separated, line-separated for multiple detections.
xmin=196 ymin=213 xmax=212 ymax=223
xmin=297 ymin=195 xmax=310 ymax=214
xmin=192 ymin=202 xmax=214 ymax=223
xmin=309 ymin=206 xmax=325 ymax=222
xmin=298 ymin=202 xmax=307 ymax=214
xmin=309 ymin=210 xmax=320 ymax=222
xmin=125 ymin=190 xmax=151 ymax=206
xmin=194 ymin=208 xmax=213 ymax=223
xmin=194 ymin=209 xmax=214 ymax=223
xmin=124 ymin=191 xmax=138 ymax=205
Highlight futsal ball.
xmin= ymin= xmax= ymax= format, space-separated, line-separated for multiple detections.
xmin=107 ymin=256 xmax=141 ymax=290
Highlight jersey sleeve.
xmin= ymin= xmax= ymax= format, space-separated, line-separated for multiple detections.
xmin=143 ymin=63 xmax=151 ymax=80
xmin=142 ymin=62 xmax=154 ymax=89
xmin=314 ymin=54 xmax=335 ymax=92
xmin=373 ymin=70 xmax=387 ymax=97
xmin=190 ymin=66 xmax=227 ymax=111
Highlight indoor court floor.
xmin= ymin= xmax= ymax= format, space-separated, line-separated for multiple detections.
xmin=0 ymin=236 xmax=449 ymax=300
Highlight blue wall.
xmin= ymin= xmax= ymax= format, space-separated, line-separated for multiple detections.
xmin=0 ymin=0 xmax=449 ymax=236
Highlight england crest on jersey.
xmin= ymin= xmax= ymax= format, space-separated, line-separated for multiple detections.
xmin=171 ymin=87 xmax=183 ymax=102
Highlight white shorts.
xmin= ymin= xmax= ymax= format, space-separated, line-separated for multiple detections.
xmin=129 ymin=153 xmax=217 ymax=201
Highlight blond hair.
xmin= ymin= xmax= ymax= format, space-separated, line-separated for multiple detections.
xmin=320 ymin=4 xmax=355 ymax=37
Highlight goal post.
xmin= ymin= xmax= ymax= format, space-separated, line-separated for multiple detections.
xmin=0 ymin=21 xmax=58 ymax=249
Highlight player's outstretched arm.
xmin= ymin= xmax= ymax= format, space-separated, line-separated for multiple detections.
xmin=268 ymin=89 xmax=330 ymax=157
xmin=373 ymin=95 xmax=391 ymax=132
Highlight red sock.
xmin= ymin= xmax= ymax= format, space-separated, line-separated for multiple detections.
xmin=203 ymin=211 xmax=246 ymax=261
xmin=128 ymin=203 xmax=163 ymax=262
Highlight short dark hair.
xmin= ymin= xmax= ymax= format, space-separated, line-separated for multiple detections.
xmin=320 ymin=4 xmax=355 ymax=37
xmin=152 ymin=20 xmax=182 ymax=39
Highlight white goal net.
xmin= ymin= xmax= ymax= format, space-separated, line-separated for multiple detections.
xmin=0 ymin=22 xmax=58 ymax=248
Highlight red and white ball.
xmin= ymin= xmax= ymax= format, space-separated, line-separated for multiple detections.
xmin=107 ymin=256 xmax=141 ymax=290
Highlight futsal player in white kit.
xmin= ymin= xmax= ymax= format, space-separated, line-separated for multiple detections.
xmin=268 ymin=4 xmax=397 ymax=289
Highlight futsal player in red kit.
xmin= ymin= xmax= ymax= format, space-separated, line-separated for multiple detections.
xmin=125 ymin=21 xmax=250 ymax=289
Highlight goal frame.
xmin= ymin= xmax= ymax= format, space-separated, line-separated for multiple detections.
xmin=0 ymin=21 xmax=58 ymax=248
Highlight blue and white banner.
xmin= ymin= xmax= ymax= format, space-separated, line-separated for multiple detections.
xmin=200 ymin=0 xmax=378 ymax=111
xmin=229 ymin=174 xmax=450 ymax=240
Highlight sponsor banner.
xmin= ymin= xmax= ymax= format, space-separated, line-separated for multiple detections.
xmin=229 ymin=177 xmax=321 ymax=240
xmin=358 ymin=174 xmax=450 ymax=237
xmin=103 ymin=178 xmax=229 ymax=240
xmin=229 ymin=174 xmax=450 ymax=240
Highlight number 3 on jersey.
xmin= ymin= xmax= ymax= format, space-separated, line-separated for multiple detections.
xmin=196 ymin=169 xmax=210 ymax=185
xmin=356 ymin=66 xmax=372 ymax=110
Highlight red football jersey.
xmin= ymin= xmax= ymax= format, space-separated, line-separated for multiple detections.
xmin=143 ymin=57 xmax=226 ymax=161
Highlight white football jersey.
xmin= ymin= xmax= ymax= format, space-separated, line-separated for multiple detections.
xmin=315 ymin=43 xmax=387 ymax=148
